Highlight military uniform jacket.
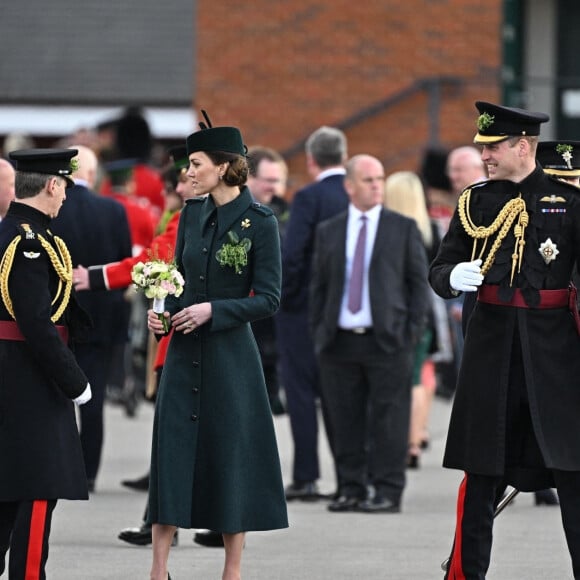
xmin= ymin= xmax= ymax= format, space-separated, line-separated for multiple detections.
xmin=430 ymin=165 xmax=580 ymax=482
xmin=0 ymin=203 xmax=89 ymax=501
xmin=148 ymin=187 xmax=289 ymax=532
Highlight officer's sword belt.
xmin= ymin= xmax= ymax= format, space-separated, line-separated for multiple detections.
xmin=477 ymin=283 xmax=580 ymax=334
xmin=0 ymin=320 xmax=69 ymax=343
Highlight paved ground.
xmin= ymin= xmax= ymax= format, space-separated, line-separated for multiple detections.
xmin=42 ymin=395 xmax=574 ymax=579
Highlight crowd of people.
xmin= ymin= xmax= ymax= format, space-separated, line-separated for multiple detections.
xmin=1 ymin=99 xmax=579 ymax=579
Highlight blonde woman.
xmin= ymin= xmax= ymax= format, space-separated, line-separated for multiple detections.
xmin=384 ymin=171 xmax=439 ymax=468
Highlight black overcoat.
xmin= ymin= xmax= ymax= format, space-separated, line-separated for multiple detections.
xmin=0 ymin=202 xmax=89 ymax=500
xmin=430 ymin=165 xmax=580 ymax=486
xmin=148 ymin=188 xmax=288 ymax=532
xmin=51 ymin=183 xmax=132 ymax=344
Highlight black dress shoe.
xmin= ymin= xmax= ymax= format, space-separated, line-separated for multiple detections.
xmin=269 ymin=394 xmax=286 ymax=416
xmin=193 ymin=530 xmax=224 ymax=547
xmin=118 ymin=524 xmax=152 ymax=546
xmin=357 ymin=496 xmax=401 ymax=513
xmin=285 ymin=481 xmax=322 ymax=501
xmin=118 ymin=525 xmax=178 ymax=546
xmin=121 ymin=473 xmax=150 ymax=492
xmin=534 ymin=488 xmax=559 ymax=506
xmin=327 ymin=495 xmax=361 ymax=512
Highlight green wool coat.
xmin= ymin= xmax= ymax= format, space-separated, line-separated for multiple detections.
xmin=147 ymin=187 xmax=289 ymax=532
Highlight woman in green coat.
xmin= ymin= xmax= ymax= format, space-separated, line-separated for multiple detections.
xmin=147 ymin=118 xmax=288 ymax=580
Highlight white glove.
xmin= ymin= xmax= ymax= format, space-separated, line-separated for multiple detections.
xmin=449 ymin=259 xmax=483 ymax=292
xmin=74 ymin=383 xmax=92 ymax=405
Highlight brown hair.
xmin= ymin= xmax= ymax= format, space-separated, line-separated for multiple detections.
xmin=204 ymin=151 xmax=248 ymax=187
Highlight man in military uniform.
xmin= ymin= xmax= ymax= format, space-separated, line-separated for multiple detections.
xmin=430 ymin=102 xmax=580 ymax=579
xmin=0 ymin=149 xmax=92 ymax=579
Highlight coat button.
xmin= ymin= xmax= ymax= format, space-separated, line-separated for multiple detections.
xmin=192 ymin=361 xmax=199 ymax=367
xmin=202 ymin=247 xmax=208 ymax=253
xmin=210 ymin=221 xmax=215 ymax=227
xmin=193 ymin=387 xmax=199 ymax=394
xmin=191 ymin=414 xmax=198 ymax=421
xmin=199 ymin=275 xmax=205 ymax=281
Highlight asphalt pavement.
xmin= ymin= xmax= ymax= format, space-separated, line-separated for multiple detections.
xmin=43 ymin=395 xmax=574 ymax=579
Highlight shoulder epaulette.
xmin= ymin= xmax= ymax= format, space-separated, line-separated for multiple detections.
xmin=249 ymin=202 xmax=274 ymax=217
xmin=468 ymin=180 xmax=489 ymax=191
xmin=546 ymin=174 xmax=580 ymax=194
xmin=16 ymin=223 xmax=39 ymax=241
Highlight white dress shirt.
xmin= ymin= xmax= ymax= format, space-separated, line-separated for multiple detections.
xmin=316 ymin=167 xmax=346 ymax=182
xmin=338 ymin=203 xmax=382 ymax=329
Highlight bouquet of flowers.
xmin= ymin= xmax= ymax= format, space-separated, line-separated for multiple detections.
xmin=131 ymin=259 xmax=185 ymax=332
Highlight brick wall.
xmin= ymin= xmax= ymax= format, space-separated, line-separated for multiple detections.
xmin=196 ymin=0 xmax=503 ymax=195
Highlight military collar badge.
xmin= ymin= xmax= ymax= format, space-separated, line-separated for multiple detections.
xmin=538 ymin=238 xmax=559 ymax=264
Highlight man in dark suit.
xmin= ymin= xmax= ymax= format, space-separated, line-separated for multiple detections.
xmin=310 ymin=154 xmax=430 ymax=513
xmin=51 ymin=145 xmax=132 ymax=492
xmin=277 ymin=126 xmax=349 ymax=500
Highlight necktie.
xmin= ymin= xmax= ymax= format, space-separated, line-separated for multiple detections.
xmin=348 ymin=215 xmax=367 ymax=313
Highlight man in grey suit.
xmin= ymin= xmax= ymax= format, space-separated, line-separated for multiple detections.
xmin=310 ymin=154 xmax=430 ymax=513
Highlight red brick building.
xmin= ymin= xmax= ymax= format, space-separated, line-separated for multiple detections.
xmin=4 ymin=1 xmax=578 ymax=196
xmin=196 ymin=1 xmax=503 ymax=193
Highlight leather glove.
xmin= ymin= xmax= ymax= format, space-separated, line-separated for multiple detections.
xmin=74 ymin=383 xmax=92 ymax=405
xmin=449 ymin=259 xmax=483 ymax=292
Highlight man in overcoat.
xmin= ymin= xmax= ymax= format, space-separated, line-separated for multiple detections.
xmin=51 ymin=145 xmax=132 ymax=492
xmin=0 ymin=149 xmax=92 ymax=579
xmin=430 ymin=101 xmax=580 ymax=579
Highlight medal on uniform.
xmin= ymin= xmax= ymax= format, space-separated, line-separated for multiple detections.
xmin=538 ymin=238 xmax=559 ymax=264
xmin=539 ymin=194 xmax=567 ymax=213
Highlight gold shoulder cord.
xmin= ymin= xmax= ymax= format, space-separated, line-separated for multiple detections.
xmin=0 ymin=225 xmax=73 ymax=323
xmin=457 ymin=188 xmax=528 ymax=286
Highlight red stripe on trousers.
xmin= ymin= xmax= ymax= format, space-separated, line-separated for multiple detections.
xmin=25 ymin=500 xmax=48 ymax=580
xmin=448 ymin=475 xmax=468 ymax=580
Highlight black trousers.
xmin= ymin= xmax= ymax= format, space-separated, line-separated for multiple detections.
xmin=0 ymin=500 xmax=57 ymax=580
xmin=445 ymin=471 xmax=580 ymax=579
xmin=276 ymin=309 xmax=328 ymax=483
xmin=446 ymin=332 xmax=580 ymax=579
xmin=76 ymin=343 xmax=112 ymax=483
xmin=318 ymin=332 xmax=413 ymax=501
